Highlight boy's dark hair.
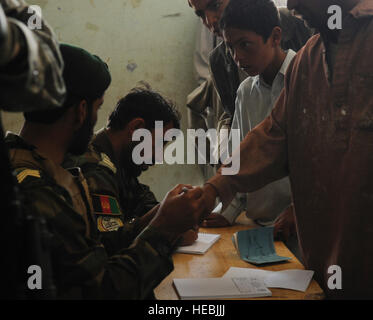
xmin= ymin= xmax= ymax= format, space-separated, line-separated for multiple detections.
xmin=107 ymin=87 xmax=181 ymax=131
xmin=220 ymin=0 xmax=280 ymax=42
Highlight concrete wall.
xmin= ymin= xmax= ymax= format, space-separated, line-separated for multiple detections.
xmin=2 ymin=0 xmax=205 ymax=200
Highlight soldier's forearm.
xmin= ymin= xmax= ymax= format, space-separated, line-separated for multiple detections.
xmin=102 ymin=225 xmax=174 ymax=299
xmin=137 ymin=204 xmax=160 ymax=233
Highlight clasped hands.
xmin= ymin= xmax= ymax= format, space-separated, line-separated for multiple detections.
xmin=149 ymin=182 xmax=297 ymax=247
xmin=149 ymin=183 xmax=218 ymax=245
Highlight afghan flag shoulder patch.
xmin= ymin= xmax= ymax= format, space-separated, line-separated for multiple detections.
xmin=92 ymin=194 xmax=122 ymax=216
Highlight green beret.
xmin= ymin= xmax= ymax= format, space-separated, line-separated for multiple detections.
xmin=60 ymin=43 xmax=111 ymax=100
xmin=23 ymin=44 xmax=111 ymax=124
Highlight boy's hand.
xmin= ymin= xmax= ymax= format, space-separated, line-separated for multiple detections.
xmin=273 ymin=204 xmax=296 ymax=242
xmin=201 ymin=213 xmax=230 ymax=228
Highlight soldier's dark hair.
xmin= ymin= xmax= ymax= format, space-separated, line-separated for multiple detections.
xmin=107 ymin=86 xmax=181 ymax=131
xmin=219 ymin=0 xmax=280 ymax=42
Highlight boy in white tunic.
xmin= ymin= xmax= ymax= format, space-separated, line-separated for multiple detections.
xmin=203 ymin=0 xmax=297 ymax=244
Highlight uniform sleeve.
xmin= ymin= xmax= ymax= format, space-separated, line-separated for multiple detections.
xmin=19 ymin=179 xmax=174 ymax=300
xmin=131 ymin=179 xmax=159 ymax=217
xmin=207 ymin=60 xmax=293 ymax=209
xmin=0 ymin=0 xmax=65 ymax=111
xmin=74 ymin=155 xmax=158 ymax=257
xmin=82 ymin=163 xmax=144 ymax=254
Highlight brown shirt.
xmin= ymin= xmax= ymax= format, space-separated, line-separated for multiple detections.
xmin=208 ymin=0 xmax=373 ymax=299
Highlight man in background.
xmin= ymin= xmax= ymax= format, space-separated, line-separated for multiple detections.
xmin=187 ymin=20 xmax=223 ymax=180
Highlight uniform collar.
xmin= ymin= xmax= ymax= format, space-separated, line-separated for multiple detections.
xmin=5 ymin=131 xmax=36 ymax=150
xmin=4 ymin=132 xmax=49 ymax=161
xmin=91 ymin=128 xmax=118 ymax=167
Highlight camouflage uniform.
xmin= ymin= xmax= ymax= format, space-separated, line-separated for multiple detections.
xmin=92 ymin=128 xmax=158 ymax=218
xmin=6 ymin=132 xmax=174 ymax=299
xmin=0 ymin=0 xmax=65 ymax=111
xmin=0 ymin=0 xmax=65 ymax=299
xmin=63 ymin=128 xmax=159 ymax=255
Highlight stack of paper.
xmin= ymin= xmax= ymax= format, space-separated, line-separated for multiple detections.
xmin=173 ymin=277 xmax=272 ymax=300
xmin=232 ymin=226 xmax=291 ymax=265
xmin=223 ymin=267 xmax=314 ymax=292
xmin=176 ymin=233 xmax=221 ymax=255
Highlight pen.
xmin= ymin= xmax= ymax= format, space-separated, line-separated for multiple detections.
xmin=181 ymin=187 xmax=189 ymax=194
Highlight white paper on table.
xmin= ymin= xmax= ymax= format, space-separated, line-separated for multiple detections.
xmin=223 ymin=267 xmax=314 ymax=292
xmin=223 ymin=267 xmax=271 ymax=282
xmin=173 ymin=277 xmax=272 ymax=300
xmin=176 ymin=233 xmax=221 ymax=254
xmin=265 ymin=269 xmax=314 ymax=292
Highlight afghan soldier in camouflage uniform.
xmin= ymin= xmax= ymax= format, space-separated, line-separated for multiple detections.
xmin=63 ymin=88 xmax=199 ymax=257
xmin=6 ymin=43 xmax=206 ymax=299
xmin=0 ymin=0 xmax=65 ymax=299
xmin=90 ymin=126 xmax=160 ymax=220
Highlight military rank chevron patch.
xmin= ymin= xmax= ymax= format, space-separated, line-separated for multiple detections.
xmin=99 ymin=153 xmax=117 ymax=174
xmin=16 ymin=169 xmax=41 ymax=184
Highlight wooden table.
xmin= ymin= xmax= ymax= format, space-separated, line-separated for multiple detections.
xmin=154 ymin=222 xmax=324 ymax=300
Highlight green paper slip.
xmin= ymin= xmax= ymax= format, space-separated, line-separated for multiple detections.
xmin=232 ymin=226 xmax=291 ymax=265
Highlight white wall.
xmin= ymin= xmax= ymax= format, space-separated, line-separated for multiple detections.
xmin=2 ymin=0 xmax=205 ymax=200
